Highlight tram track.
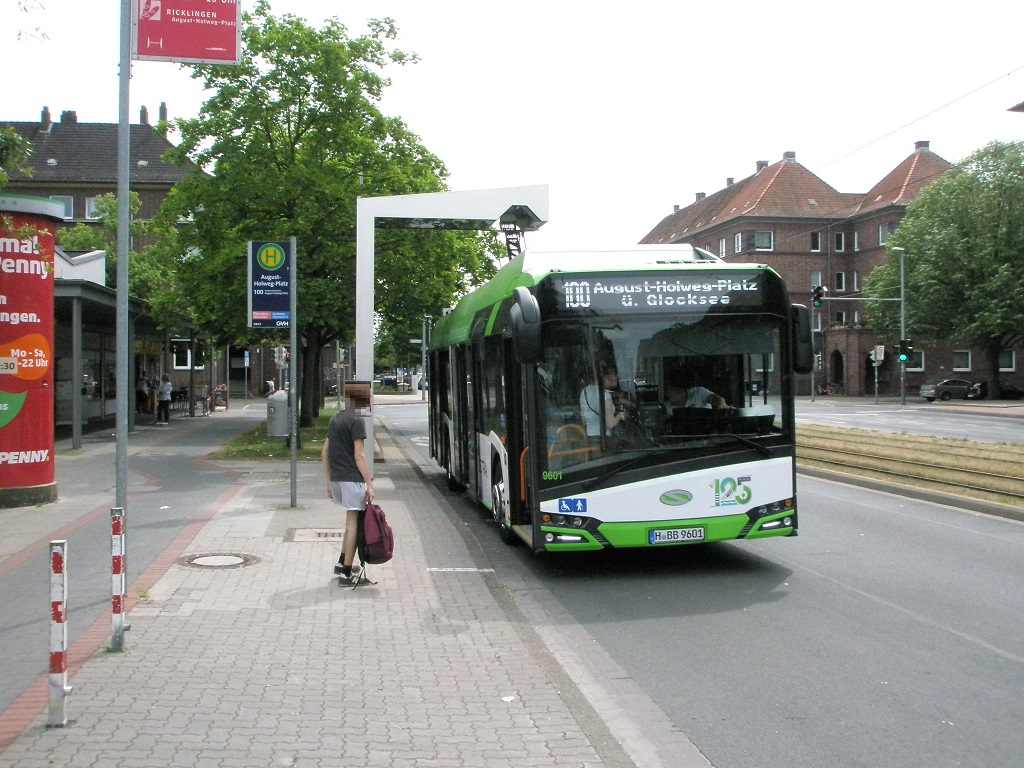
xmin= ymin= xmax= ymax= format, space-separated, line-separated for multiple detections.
xmin=795 ymin=424 xmax=1024 ymax=507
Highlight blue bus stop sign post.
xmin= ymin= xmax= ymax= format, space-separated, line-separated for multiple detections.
xmin=248 ymin=241 xmax=291 ymax=329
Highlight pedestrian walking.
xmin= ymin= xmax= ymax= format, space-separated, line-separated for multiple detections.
xmin=157 ymin=374 xmax=172 ymax=424
xmin=136 ymin=372 xmax=149 ymax=415
xmin=322 ymin=392 xmax=375 ymax=585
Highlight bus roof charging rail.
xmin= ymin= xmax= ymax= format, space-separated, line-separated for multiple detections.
xmin=511 ymin=286 xmax=541 ymax=364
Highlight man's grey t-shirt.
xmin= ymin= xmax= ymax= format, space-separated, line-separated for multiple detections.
xmin=326 ymin=411 xmax=367 ymax=482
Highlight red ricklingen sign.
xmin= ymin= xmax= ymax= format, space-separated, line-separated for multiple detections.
xmin=132 ymin=0 xmax=242 ymax=65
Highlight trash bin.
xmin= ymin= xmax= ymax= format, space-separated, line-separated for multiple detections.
xmin=267 ymin=390 xmax=289 ymax=436
xmin=212 ymin=384 xmax=228 ymax=410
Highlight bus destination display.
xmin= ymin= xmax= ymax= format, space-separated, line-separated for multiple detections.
xmin=550 ymin=272 xmax=763 ymax=314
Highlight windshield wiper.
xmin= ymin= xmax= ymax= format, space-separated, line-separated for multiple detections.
xmin=581 ymin=436 xmax=775 ymax=492
xmin=715 ymin=433 xmax=775 ymax=457
xmin=581 ymin=446 xmax=687 ymax=492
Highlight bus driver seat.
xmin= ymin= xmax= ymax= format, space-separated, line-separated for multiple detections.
xmin=547 ymin=423 xmax=598 ymax=468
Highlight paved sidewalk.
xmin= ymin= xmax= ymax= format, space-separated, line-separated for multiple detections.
xmin=0 ymin=400 xmax=694 ymax=768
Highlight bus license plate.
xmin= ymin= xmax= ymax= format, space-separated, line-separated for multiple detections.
xmin=649 ymin=526 xmax=705 ymax=544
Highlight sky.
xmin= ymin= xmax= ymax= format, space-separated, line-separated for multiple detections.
xmin=4 ymin=0 xmax=1024 ymax=251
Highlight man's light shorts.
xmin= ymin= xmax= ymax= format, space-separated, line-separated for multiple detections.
xmin=330 ymin=481 xmax=367 ymax=511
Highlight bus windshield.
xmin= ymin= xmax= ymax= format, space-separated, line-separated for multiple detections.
xmin=538 ymin=313 xmax=789 ymax=479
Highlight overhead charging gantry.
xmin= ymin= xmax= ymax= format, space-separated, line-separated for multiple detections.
xmin=355 ymin=185 xmax=550 ymax=451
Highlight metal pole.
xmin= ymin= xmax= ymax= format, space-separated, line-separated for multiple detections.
xmin=810 ymin=318 xmax=818 ymax=402
xmin=420 ymin=316 xmax=429 ymax=402
xmin=335 ymin=340 xmax=342 ymax=411
xmin=115 ymin=0 xmax=131 ymax=510
xmin=110 ymin=508 xmax=127 ymax=650
xmin=289 ymin=236 xmax=298 ymax=507
xmin=896 ymin=247 xmax=907 ymax=406
xmin=48 ymin=540 xmax=72 ymax=727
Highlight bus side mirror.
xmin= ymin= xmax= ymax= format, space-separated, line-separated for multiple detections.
xmin=792 ymin=304 xmax=814 ymax=375
xmin=511 ymin=286 xmax=541 ymax=364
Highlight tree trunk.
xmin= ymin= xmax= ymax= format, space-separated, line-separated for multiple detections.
xmin=299 ymin=327 xmax=325 ymax=427
xmin=986 ymin=340 xmax=1003 ymax=399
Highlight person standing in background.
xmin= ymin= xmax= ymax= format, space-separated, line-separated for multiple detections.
xmin=157 ymin=374 xmax=172 ymax=425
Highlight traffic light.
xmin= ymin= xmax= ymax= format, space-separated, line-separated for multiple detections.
xmin=812 ymin=285 xmax=824 ymax=307
xmin=897 ymin=338 xmax=913 ymax=363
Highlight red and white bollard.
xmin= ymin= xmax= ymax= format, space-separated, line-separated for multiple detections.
xmin=48 ymin=540 xmax=72 ymax=727
xmin=111 ymin=507 xmax=126 ymax=650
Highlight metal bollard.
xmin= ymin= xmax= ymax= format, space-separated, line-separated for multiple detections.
xmin=48 ymin=540 xmax=73 ymax=727
xmin=110 ymin=507 xmax=127 ymax=650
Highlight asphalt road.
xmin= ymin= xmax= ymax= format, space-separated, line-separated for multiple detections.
xmin=384 ymin=397 xmax=1024 ymax=768
xmin=795 ymin=396 xmax=1024 ymax=444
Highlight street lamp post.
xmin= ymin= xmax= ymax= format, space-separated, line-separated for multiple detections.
xmin=892 ymin=247 xmax=907 ymax=406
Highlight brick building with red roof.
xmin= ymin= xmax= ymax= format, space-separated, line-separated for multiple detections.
xmin=639 ymin=142 xmax=1016 ymax=398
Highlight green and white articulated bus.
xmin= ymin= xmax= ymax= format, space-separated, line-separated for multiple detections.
xmin=427 ymin=244 xmax=814 ymax=553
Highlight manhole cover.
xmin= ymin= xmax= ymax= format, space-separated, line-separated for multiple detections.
xmin=177 ymin=552 xmax=261 ymax=569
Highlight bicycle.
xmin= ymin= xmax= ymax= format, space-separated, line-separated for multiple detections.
xmin=816 ymin=382 xmax=835 ymax=395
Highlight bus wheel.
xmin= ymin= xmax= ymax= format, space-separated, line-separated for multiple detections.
xmin=491 ymin=478 xmax=515 ymax=546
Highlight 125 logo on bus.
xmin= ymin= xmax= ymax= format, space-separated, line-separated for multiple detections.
xmin=713 ymin=476 xmax=752 ymax=506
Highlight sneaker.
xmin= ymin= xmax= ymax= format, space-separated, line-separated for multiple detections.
xmin=348 ymin=565 xmax=371 ymax=586
xmin=333 ymin=561 xmax=345 ymax=575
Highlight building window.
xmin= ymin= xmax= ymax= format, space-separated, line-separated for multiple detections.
xmin=171 ymin=339 xmax=205 ymax=371
xmin=999 ymin=350 xmax=1016 ymax=372
xmin=50 ymin=195 xmax=74 ymax=220
xmin=810 ymin=270 xmax=822 ymax=288
xmin=853 ymin=231 xmax=860 ymax=252
xmin=853 ymin=311 xmax=860 ymax=325
xmin=853 ymin=270 xmax=860 ymax=291
xmin=834 ymin=232 xmax=845 ymax=252
xmin=85 ymin=197 xmax=103 ymax=220
xmin=734 ymin=233 xmax=742 ymax=253
xmin=834 ymin=272 xmax=845 ymax=292
xmin=835 ymin=311 xmax=847 ymax=325
xmin=754 ymin=231 xmax=773 ymax=251
xmin=953 ymin=351 xmax=971 ymax=372
xmin=718 ymin=238 xmax=726 ymax=258
xmin=878 ymin=221 xmax=896 ymax=246
xmin=810 ymin=232 xmax=821 ymax=252
xmin=908 ymin=350 xmax=924 ymax=371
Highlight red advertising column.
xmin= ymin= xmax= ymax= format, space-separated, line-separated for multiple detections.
xmin=0 ymin=196 xmax=62 ymax=507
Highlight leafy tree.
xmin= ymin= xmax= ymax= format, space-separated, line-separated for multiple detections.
xmin=55 ymin=192 xmax=167 ymax=298
xmin=0 ymin=126 xmax=32 ymax=188
xmin=13 ymin=0 xmax=47 ymax=41
xmin=866 ymin=141 xmax=1024 ymax=397
xmin=156 ymin=2 xmax=497 ymax=424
